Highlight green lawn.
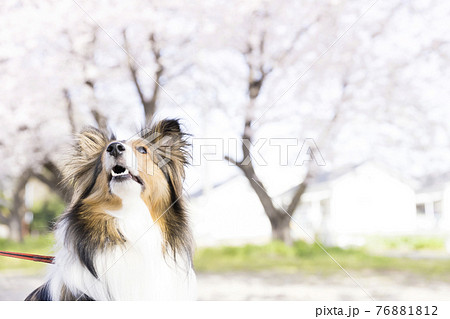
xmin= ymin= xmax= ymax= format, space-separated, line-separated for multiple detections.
xmin=1 ymin=235 xmax=449 ymax=281
xmin=365 ymin=235 xmax=446 ymax=251
xmin=194 ymin=241 xmax=450 ymax=280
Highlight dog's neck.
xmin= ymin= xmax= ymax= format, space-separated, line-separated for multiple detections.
xmin=108 ymin=193 xmax=159 ymax=248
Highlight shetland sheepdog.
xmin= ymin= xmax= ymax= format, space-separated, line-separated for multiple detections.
xmin=26 ymin=119 xmax=196 ymax=300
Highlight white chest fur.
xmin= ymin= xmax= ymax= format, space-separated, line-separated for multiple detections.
xmin=48 ymin=192 xmax=196 ymax=300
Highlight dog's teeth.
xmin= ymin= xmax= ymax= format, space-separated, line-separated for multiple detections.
xmin=111 ymin=169 xmax=129 ymax=177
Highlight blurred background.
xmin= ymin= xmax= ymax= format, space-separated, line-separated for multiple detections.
xmin=1 ymin=0 xmax=450 ymax=300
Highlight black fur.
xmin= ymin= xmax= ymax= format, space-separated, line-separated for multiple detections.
xmin=25 ymin=283 xmax=52 ymax=301
xmin=25 ymin=282 xmax=94 ymax=301
xmin=66 ymin=201 xmax=100 ymax=279
xmin=79 ymin=157 xmax=103 ymax=201
xmin=62 ymin=156 xmax=104 ymax=279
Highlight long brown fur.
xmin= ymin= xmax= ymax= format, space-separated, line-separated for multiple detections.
xmin=138 ymin=119 xmax=192 ymax=260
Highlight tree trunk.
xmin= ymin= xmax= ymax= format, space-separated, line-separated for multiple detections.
xmin=34 ymin=160 xmax=72 ymax=203
xmin=9 ymin=168 xmax=33 ymax=242
xmin=225 ymin=31 xmax=317 ymax=245
xmin=236 ymin=157 xmax=295 ymax=245
xmin=269 ymin=211 xmax=292 ymax=245
xmin=9 ymin=213 xmax=23 ymax=242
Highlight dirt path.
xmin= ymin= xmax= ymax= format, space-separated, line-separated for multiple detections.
xmin=197 ymin=272 xmax=450 ymax=300
xmin=1 ymin=271 xmax=448 ymax=301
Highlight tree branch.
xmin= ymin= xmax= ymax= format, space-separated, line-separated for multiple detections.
xmin=123 ymin=29 xmax=148 ymax=112
xmin=283 ymin=79 xmax=346 ymax=214
xmin=275 ymin=15 xmax=321 ymax=64
xmin=33 ymin=173 xmax=56 ymax=190
xmin=316 ymin=75 xmax=349 ymax=147
xmin=39 ymin=160 xmax=72 ymax=201
xmin=371 ymin=2 xmax=404 ymax=38
xmin=285 ymin=162 xmax=318 ymax=216
xmin=146 ymin=32 xmax=165 ymax=123
xmin=63 ymin=88 xmax=76 ymax=135
xmin=91 ymin=109 xmax=108 ymax=132
xmin=224 ymin=155 xmax=242 ymax=168
xmin=122 ymin=30 xmax=165 ymax=124
xmin=165 ymin=63 xmax=193 ymax=83
xmin=240 ymin=163 xmax=279 ymax=221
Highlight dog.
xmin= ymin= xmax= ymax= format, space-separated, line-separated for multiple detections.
xmin=26 ymin=119 xmax=196 ymax=300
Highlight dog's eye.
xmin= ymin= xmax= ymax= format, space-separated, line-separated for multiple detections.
xmin=136 ymin=146 xmax=147 ymax=154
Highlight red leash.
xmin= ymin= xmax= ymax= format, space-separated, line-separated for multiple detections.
xmin=0 ymin=250 xmax=54 ymax=264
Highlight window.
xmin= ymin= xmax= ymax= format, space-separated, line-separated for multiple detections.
xmin=434 ymin=200 xmax=442 ymax=218
xmin=416 ymin=203 xmax=425 ymax=215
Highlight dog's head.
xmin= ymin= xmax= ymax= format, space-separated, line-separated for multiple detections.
xmin=103 ymin=119 xmax=189 ymax=216
xmin=62 ymin=119 xmax=191 ymax=261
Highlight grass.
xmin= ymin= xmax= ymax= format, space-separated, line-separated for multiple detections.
xmin=194 ymin=240 xmax=450 ymax=280
xmin=366 ymin=235 xmax=446 ymax=251
xmin=0 ymin=234 xmax=55 ymax=274
xmin=1 ymin=235 xmax=449 ymax=281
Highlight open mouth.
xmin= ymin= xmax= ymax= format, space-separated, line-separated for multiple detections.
xmin=110 ymin=165 xmax=143 ymax=185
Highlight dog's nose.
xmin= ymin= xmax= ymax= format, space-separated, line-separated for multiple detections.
xmin=106 ymin=142 xmax=126 ymax=157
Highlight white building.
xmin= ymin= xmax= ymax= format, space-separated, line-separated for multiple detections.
xmin=282 ymin=162 xmax=418 ymax=247
xmin=189 ymin=161 xmax=448 ymax=248
xmin=415 ymin=176 xmax=450 ymax=237
xmin=415 ymin=185 xmax=443 ymax=232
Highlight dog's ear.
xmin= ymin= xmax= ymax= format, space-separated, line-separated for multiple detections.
xmin=77 ymin=127 xmax=109 ymax=159
xmin=141 ymin=119 xmax=190 ymax=186
xmin=63 ymin=127 xmax=109 ymax=192
xmin=142 ymin=119 xmax=190 ymax=165
xmin=154 ymin=119 xmax=182 ymax=136
xmin=145 ymin=119 xmax=183 ymax=145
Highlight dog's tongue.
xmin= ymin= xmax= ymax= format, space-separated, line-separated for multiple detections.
xmin=112 ymin=165 xmax=126 ymax=174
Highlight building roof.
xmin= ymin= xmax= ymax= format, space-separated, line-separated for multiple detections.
xmin=416 ymin=171 xmax=450 ymax=194
xmin=189 ymin=174 xmax=240 ymax=198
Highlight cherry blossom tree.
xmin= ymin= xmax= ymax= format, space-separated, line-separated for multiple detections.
xmin=198 ymin=0 xmax=450 ymax=244
xmin=0 ymin=0 xmax=198 ymax=240
xmin=1 ymin=0 xmax=450 ymax=244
